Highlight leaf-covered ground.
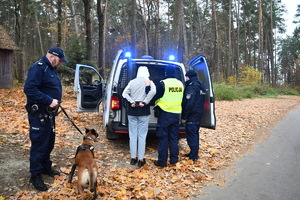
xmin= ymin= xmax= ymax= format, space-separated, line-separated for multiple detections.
xmin=0 ymin=86 xmax=299 ymax=200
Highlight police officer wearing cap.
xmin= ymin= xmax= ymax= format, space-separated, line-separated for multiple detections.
xmin=24 ymin=47 xmax=69 ymax=191
xmin=181 ymin=70 xmax=206 ymax=161
xmin=153 ymin=66 xmax=184 ymax=167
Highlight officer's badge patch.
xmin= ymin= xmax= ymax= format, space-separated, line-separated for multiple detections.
xmin=186 ymin=93 xmax=191 ymax=99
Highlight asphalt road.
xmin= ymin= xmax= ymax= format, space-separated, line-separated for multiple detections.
xmin=197 ymin=106 xmax=300 ymax=200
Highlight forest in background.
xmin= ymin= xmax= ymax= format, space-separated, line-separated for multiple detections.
xmin=1 ymin=0 xmax=300 ymax=89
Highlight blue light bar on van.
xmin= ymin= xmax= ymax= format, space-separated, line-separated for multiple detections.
xmin=141 ymin=55 xmax=154 ymax=60
xmin=169 ymin=55 xmax=175 ymax=61
xmin=125 ymin=52 xmax=131 ymax=58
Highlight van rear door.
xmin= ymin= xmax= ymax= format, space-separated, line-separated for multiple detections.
xmin=187 ymin=55 xmax=216 ymax=129
xmin=74 ymin=64 xmax=104 ymax=112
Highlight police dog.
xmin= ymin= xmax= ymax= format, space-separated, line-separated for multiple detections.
xmin=68 ymin=128 xmax=99 ymax=199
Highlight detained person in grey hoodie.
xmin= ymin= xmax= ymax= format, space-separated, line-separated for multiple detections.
xmin=122 ymin=66 xmax=156 ymax=167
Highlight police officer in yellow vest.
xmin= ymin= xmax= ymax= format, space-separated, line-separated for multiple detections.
xmin=153 ymin=65 xmax=184 ymax=167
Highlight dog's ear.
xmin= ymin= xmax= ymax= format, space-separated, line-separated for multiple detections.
xmin=85 ymin=128 xmax=90 ymax=134
xmin=91 ymin=129 xmax=99 ymax=138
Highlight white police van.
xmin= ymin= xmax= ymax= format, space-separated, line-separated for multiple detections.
xmin=74 ymin=49 xmax=216 ymax=139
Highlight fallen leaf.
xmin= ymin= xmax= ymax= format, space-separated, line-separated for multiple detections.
xmin=60 ymin=167 xmax=70 ymax=174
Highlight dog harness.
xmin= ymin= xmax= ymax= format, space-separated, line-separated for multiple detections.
xmin=75 ymin=136 xmax=96 ymax=158
xmin=75 ymin=145 xmax=95 ymax=158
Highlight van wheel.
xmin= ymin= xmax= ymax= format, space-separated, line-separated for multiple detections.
xmin=106 ymin=127 xmax=119 ymax=140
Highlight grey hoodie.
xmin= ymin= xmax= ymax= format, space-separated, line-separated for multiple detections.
xmin=122 ymin=66 xmax=156 ymax=116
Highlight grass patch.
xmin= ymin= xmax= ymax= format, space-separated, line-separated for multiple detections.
xmin=213 ymin=83 xmax=300 ymax=101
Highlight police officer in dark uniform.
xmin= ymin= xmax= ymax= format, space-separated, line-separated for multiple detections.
xmin=181 ymin=70 xmax=206 ymax=161
xmin=153 ymin=66 xmax=184 ymax=167
xmin=24 ymin=47 xmax=68 ymax=191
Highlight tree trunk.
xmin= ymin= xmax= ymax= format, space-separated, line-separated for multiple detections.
xmin=18 ymin=0 xmax=28 ymax=83
xmin=227 ymin=0 xmax=232 ymax=79
xmin=266 ymin=34 xmax=271 ymax=83
xmin=83 ymin=0 xmax=93 ymax=60
xmin=97 ymin=0 xmax=106 ymax=79
xmin=258 ymin=0 xmax=263 ymax=82
xmin=212 ymin=0 xmax=220 ymax=82
xmin=35 ymin=13 xmax=44 ymax=55
xmin=57 ymin=0 xmax=62 ymax=46
xmin=154 ymin=0 xmax=161 ymax=59
xmin=182 ymin=4 xmax=188 ymax=63
xmin=172 ymin=0 xmax=186 ymax=63
xmin=130 ymin=0 xmax=136 ymax=58
xmin=167 ymin=0 xmax=171 ymax=55
xmin=242 ymin=1 xmax=248 ymax=67
xmin=71 ymin=2 xmax=79 ymax=35
xmin=192 ymin=0 xmax=202 ymax=54
xmin=235 ymin=0 xmax=240 ymax=80
xmin=141 ymin=1 xmax=149 ymax=55
xmin=270 ymin=0 xmax=275 ymax=86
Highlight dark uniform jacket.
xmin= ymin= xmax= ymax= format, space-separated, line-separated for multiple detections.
xmin=181 ymin=76 xmax=206 ymax=122
xmin=24 ymin=55 xmax=62 ymax=114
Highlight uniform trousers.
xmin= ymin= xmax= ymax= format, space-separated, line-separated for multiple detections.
xmin=28 ymin=114 xmax=55 ymax=177
xmin=186 ymin=121 xmax=200 ymax=160
xmin=156 ymin=111 xmax=180 ymax=166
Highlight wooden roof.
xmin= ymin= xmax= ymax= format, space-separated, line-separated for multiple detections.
xmin=0 ymin=26 xmax=18 ymax=50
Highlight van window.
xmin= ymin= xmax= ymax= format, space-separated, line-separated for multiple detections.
xmin=119 ymin=64 xmax=128 ymax=89
xmin=78 ymin=67 xmax=103 ymax=108
xmin=148 ymin=66 xmax=166 ymax=86
xmin=118 ymin=63 xmax=184 ymax=97
xmin=147 ymin=64 xmax=185 ymax=105
xmin=193 ymin=64 xmax=210 ymax=92
xmin=79 ymin=67 xmax=101 ymax=85
xmin=147 ymin=65 xmax=184 ymax=85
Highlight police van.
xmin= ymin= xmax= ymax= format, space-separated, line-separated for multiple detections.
xmin=74 ymin=49 xmax=216 ymax=139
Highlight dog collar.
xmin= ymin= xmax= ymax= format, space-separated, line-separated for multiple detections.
xmin=78 ymin=145 xmax=94 ymax=151
xmin=84 ymin=136 xmax=95 ymax=142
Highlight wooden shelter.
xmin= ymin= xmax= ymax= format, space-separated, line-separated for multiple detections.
xmin=0 ymin=26 xmax=18 ymax=88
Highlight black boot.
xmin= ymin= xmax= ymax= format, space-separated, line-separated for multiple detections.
xmin=30 ymin=175 xmax=48 ymax=191
xmin=153 ymin=160 xmax=166 ymax=168
xmin=130 ymin=158 xmax=137 ymax=165
xmin=138 ymin=159 xmax=146 ymax=167
xmin=42 ymin=169 xmax=60 ymax=177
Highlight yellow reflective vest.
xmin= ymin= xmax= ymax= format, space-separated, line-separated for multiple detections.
xmin=156 ymin=78 xmax=184 ymax=113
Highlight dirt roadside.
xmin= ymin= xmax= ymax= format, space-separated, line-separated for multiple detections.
xmin=0 ymin=92 xmax=299 ymax=199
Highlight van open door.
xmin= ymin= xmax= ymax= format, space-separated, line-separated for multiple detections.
xmin=188 ymin=55 xmax=216 ymax=129
xmin=74 ymin=64 xmax=104 ymax=112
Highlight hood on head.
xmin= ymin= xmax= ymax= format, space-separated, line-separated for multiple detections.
xmin=136 ymin=66 xmax=150 ymax=78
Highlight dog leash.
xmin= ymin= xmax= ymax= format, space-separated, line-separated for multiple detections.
xmin=58 ymin=104 xmax=84 ymax=136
